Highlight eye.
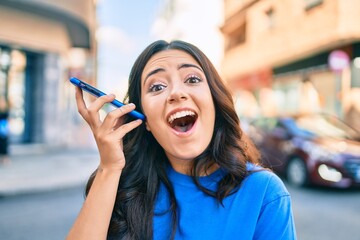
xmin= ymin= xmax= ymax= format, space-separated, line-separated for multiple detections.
xmin=149 ymin=83 xmax=167 ymax=92
xmin=185 ymin=75 xmax=202 ymax=84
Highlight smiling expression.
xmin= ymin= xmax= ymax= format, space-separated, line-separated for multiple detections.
xmin=141 ymin=49 xmax=216 ymax=172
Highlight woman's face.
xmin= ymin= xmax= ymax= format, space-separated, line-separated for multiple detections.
xmin=141 ymin=49 xmax=215 ymax=172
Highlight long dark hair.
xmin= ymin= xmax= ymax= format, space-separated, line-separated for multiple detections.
xmin=85 ymin=40 xmax=260 ymax=239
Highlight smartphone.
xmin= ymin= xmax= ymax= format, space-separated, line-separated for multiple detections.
xmin=69 ymin=77 xmax=145 ymax=120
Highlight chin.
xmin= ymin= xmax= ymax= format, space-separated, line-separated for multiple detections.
xmin=168 ymin=147 xmax=207 ymax=162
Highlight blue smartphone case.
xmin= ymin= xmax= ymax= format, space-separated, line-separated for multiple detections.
xmin=70 ymin=77 xmax=145 ymax=120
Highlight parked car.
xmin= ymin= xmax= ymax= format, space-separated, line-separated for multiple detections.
xmin=247 ymin=113 xmax=360 ymax=188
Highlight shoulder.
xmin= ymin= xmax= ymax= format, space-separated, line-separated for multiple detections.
xmin=243 ymin=163 xmax=290 ymax=204
xmin=243 ymin=164 xmax=297 ymax=239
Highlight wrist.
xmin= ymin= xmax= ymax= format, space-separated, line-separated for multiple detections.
xmin=97 ymin=164 xmax=123 ymax=176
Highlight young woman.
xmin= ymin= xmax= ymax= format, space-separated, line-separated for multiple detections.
xmin=67 ymin=40 xmax=297 ymax=240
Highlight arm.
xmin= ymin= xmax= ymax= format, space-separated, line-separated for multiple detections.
xmin=66 ymin=87 xmax=142 ymax=240
xmin=254 ymin=195 xmax=297 ymax=240
xmin=254 ymin=174 xmax=297 ymax=240
xmin=67 ymin=167 xmax=121 ymax=240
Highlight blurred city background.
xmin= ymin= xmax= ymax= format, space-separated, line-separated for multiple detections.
xmin=0 ymin=0 xmax=360 ymax=239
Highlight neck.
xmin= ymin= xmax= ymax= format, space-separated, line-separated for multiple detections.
xmin=168 ymin=158 xmax=219 ymax=176
xmin=169 ymin=159 xmax=193 ymax=175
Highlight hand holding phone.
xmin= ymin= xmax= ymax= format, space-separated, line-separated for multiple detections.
xmin=69 ymin=77 xmax=145 ymax=120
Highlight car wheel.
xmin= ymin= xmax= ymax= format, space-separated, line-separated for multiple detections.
xmin=286 ymin=158 xmax=308 ymax=187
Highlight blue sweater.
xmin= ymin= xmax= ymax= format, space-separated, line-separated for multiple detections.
xmin=153 ymin=164 xmax=297 ymax=240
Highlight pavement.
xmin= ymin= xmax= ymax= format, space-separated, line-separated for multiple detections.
xmin=0 ymin=144 xmax=99 ymax=197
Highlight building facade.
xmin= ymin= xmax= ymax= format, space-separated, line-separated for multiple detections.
xmin=221 ymin=0 xmax=360 ymax=131
xmin=0 ymin=0 xmax=97 ymax=150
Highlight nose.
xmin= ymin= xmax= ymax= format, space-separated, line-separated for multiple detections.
xmin=167 ymin=84 xmax=188 ymax=103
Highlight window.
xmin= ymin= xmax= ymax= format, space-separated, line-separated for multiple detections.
xmin=226 ymin=22 xmax=247 ymax=50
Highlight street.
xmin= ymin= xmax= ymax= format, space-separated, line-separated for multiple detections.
xmin=0 ymin=186 xmax=84 ymax=240
xmin=287 ymin=183 xmax=360 ymax=240
xmin=0 ymin=182 xmax=359 ymax=240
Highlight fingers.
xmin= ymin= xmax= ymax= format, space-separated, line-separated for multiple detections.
xmin=113 ymin=118 xmax=143 ymax=139
xmin=75 ymin=87 xmax=116 ymax=128
xmin=75 ymin=87 xmax=87 ymax=119
xmin=101 ymin=103 xmax=137 ymax=130
xmin=74 ymin=87 xmax=142 ymax=134
xmin=87 ymin=94 xmax=115 ymax=128
xmin=94 ymin=106 xmax=142 ymax=154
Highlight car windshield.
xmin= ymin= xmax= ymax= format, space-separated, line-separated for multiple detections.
xmin=283 ymin=114 xmax=360 ymax=140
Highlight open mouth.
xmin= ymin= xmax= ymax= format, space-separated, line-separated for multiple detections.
xmin=168 ymin=110 xmax=197 ymax=133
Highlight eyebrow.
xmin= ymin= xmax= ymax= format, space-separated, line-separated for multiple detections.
xmin=178 ymin=63 xmax=203 ymax=72
xmin=143 ymin=63 xmax=203 ymax=86
xmin=144 ymin=68 xmax=165 ymax=85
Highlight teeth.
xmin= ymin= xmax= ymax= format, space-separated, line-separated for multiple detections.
xmin=168 ymin=110 xmax=195 ymax=123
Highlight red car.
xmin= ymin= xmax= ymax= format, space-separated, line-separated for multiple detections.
xmin=247 ymin=113 xmax=360 ymax=188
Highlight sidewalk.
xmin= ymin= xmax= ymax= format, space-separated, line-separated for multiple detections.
xmin=0 ymin=144 xmax=99 ymax=197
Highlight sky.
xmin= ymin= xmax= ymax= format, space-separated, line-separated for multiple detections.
xmin=95 ymin=0 xmax=224 ymax=99
xmin=96 ymin=0 xmax=163 ymax=98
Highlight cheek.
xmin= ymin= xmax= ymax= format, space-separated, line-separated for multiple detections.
xmin=141 ymin=95 xmax=151 ymax=117
xmin=141 ymin=97 xmax=164 ymax=132
xmin=145 ymin=122 xmax=151 ymax=131
xmin=202 ymin=91 xmax=215 ymax=115
xmin=141 ymin=96 xmax=151 ymax=131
